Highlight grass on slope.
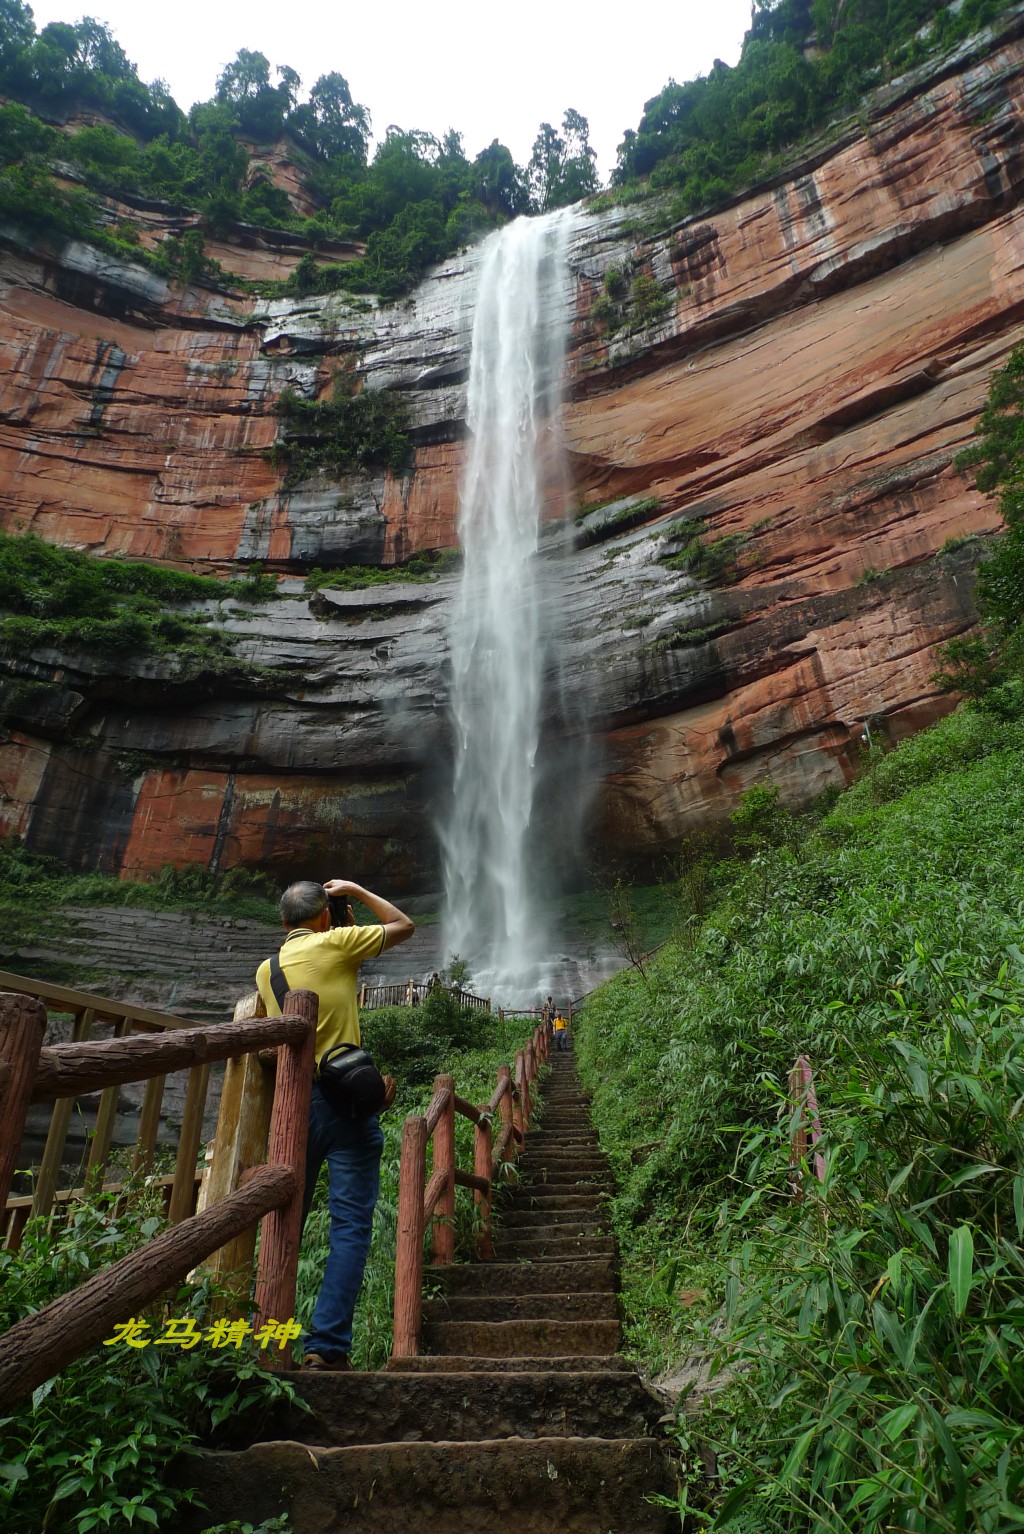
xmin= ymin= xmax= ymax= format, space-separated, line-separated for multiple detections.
xmin=575 ymin=701 xmax=1024 ymax=1531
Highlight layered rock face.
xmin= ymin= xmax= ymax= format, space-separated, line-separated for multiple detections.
xmin=1 ymin=13 xmax=1023 ymax=885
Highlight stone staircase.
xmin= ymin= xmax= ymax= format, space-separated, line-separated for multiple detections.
xmin=181 ymin=1051 xmax=676 ymax=1532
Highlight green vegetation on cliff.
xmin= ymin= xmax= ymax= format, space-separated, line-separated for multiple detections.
xmin=614 ymin=0 xmax=1017 ymax=212
xmin=0 ymin=531 xmax=274 ymax=675
xmin=0 ymin=0 xmax=1016 ymax=299
xmin=273 ymin=381 xmax=412 ymax=484
xmin=936 ymin=338 xmax=1024 ymax=705
xmin=576 ymin=702 xmax=1024 ymax=1529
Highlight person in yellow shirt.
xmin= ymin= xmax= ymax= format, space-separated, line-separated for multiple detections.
xmin=553 ymin=1012 xmax=568 ymax=1051
xmin=256 ymin=877 xmax=414 ymax=1372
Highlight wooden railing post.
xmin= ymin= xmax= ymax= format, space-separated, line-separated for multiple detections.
xmin=34 ymin=1005 xmax=94 ymax=1218
xmin=195 ymin=994 xmax=275 ymax=1305
xmin=497 ymin=1064 xmax=513 ymax=1167
xmin=474 ymin=1112 xmax=493 ymax=1259
xmin=512 ymin=1053 xmax=525 ymax=1145
xmin=432 ymin=1074 xmax=456 ymax=1265
xmin=252 ymin=990 xmax=317 ymax=1367
xmin=0 ymin=993 xmax=47 ymax=1214
xmin=393 ymin=1115 xmax=428 ymax=1358
xmin=788 ymin=1055 xmax=826 ymax=1194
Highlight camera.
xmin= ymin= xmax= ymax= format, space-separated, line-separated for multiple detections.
xmin=327 ymin=894 xmax=352 ymax=928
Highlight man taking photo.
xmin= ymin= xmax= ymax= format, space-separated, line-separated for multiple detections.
xmin=256 ymin=877 xmax=415 ymax=1372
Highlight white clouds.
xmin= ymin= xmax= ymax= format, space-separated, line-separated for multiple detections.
xmin=27 ymin=0 xmax=753 ymax=180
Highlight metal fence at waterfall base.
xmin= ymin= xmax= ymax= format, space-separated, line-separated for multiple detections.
xmin=358 ymin=980 xmax=491 ymax=1012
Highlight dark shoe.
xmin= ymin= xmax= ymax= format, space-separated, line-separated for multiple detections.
xmin=302 ymin=1352 xmax=353 ymax=1372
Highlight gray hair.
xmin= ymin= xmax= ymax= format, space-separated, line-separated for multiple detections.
xmin=280 ymin=880 xmax=328 ymax=927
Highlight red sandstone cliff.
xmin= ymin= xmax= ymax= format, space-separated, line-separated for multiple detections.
xmin=1 ymin=14 xmax=1023 ymax=883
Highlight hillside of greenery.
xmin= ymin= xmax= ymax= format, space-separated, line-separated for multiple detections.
xmin=577 ymin=702 xmax=1024 ymax=1530
xmin=613 ymin=0 xmax=1018 ymax=214
xmin=577 ymin=718 xmax=1024 ymax=1526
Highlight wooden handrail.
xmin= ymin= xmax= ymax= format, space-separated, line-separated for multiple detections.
xmin=486 ymin=1074 xmax=512 ymax=1114
xmin=391 ymin=1022 xmax=550 ymax=1359
xmin=0 ymin=987 xmax=317 ymax=1405
xmin=423 ymin=1085 xmax=451 ymax=1136
xmin=453 ymin=1092 xmax=487 ymax=1127
xmin=0 ymin=969 xmax=205 ymax=1034
xmin=30 ymin=1015 xmax=310 ymax=1101
xmin=0 ymin=1163 xmax=294 ymax=1408
xmin=0 ymin=968 xmax=231 ymax=1232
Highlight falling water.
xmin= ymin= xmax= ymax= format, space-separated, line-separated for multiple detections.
xmin=440 ymin=209 xmax=577 ymax=997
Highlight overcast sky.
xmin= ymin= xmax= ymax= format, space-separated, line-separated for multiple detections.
xmin=27 ymin=0 xmax=754 ymax=181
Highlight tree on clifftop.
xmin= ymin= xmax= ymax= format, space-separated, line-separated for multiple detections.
xmin=528 ymin=108 xmax=598 ymax=211
xmin=289 ymin=71 xmax=371 ymax=163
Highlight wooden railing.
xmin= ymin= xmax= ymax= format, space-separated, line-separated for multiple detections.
xmin=0 ymin=987 xmax=317 ymax=1407
xmin=391 ymin=1021 xmax=549 ymax=1358
xmin=358 ymin=980 xmax=492 ymax=1012
xmin=0 ymin=968 xmax=220 ymax=1247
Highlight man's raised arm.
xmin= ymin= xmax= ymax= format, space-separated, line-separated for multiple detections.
xmin=323 ymin=879 xmax=415 ymax=951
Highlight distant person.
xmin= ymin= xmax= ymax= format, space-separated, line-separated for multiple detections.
xmin=256 ymin=877 xmax=414 ymax=1372
xmin=542 ymin=995 xmax=555 ymax=1042
xmin=553 ymin=1012 xmax=568 ymax=1051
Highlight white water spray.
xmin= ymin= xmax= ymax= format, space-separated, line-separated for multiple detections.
xmin=440 ymin=209 xmax=576 ymax=996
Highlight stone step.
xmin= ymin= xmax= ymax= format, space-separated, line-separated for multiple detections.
xmin=427 ymin=1259 xmax=618 ymax=1296
xmin=421 ymin=1318 xmax=621 ymax=1358
xmin=517 ymin=1163 xmax=611 ymax=1181
xmin=517 ymin=1156 xmax=610 ymax=1174
xmin=515 ymin=1171 xmax=613 ymax=1196
xmin=422 ymin=1291 xmax=618 ymax=1323
xmin=491 ymin=1235 xmax=617 ymax=1262
xmin=495 ymin=1218 xmax=606 ymax=1241
xmin=183 ymin=1436 xmax=675 ymax=1533
xmin=500 ymin=1184 xmax=609 ymax=1206
xmin=386 ymin=1353 xmax=631 ymax=1373
xmin=528 ymin=1127 xmax=601 ymax=1140
xmin=496 ymin=1206 xmax=607 ymax=1228
xmin=526 ymin=1142 xmax=602 ymax=1155
xmin=264 ymin=1368 xmax=652 ymax=1445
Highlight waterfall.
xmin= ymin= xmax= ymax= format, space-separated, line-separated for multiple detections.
xmin=439 ymin=209 xmax=577 ymax=998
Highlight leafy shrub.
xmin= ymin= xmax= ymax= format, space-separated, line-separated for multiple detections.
xmin=0 ymin=1177 xmax=298 ymax=1532
xmin=939 ymin=339 xmax=1024 ymax=696
xmin=302 ymin=548 xmax=459 ymax=594
xmin=274 ymin=384 xmax=412 ymax=485
xmin=0 ymin=532 xmax=274 ymax=673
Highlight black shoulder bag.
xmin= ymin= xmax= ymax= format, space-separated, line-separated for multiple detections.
xmin=269 ymin=954 xmax=388 ymax=1119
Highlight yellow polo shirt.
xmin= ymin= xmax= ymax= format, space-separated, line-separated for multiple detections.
xmin=256 ymin=924 xmax=386 ymax=1057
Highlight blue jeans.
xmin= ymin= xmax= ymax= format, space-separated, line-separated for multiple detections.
xmin=301 ymin=1082 xmax=383 ymax=1361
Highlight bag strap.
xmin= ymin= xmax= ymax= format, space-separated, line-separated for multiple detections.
xmin=268 ymin=953 xmax=290 ymax=1011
